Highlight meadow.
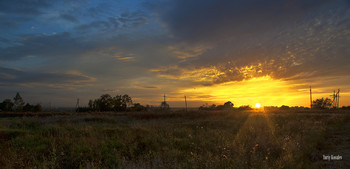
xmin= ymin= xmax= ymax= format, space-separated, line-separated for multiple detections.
xmin=0 ymin=109 xmax=349 ymax=169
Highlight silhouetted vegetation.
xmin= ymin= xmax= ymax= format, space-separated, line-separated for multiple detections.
xmin=23 ymin=103 xmax=42 ymax=112
xmin=85 ymin=94 xmax=150 ymax=112
xmin=279 ymin=105 xmax=290 ymax=110
xmin=199 ymin=103 xmax=217 ymax=110
xmin=0 ymin=99 xmax=14 ymax=111
xmin=224 ymin=101 xmax=234 ymax=108
xmin=199 ymin=101 xmax=235 ymax=111
xmin=87 ymin=94 xmax=132 ymax=112
xmin=312 ymin=98 xmax=332 ymax=109
xmin=13 ymin=92 xmax=25 ymax=112
xmin=0 ymin=93 xmax=42 ymax=112
xmin=0 ymin=110 xmax=348 ymax=168
xmin=238 ymin=105 xmax=253 ymax=110
xmin=130 ymin=103 xmax=147 ymax=111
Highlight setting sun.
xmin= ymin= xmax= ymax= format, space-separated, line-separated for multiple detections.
xmin=255 ymin=103 xmax=261 ymax=108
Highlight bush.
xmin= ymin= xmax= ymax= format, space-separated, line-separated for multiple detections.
xmin=23 ymin=103 xmax=42 ymax=112
xmin=312 ymin=98 xmax=332 ymax=109
xmin=238 ymin=105 xmax=252 ymax=110
xmin=280 ymin=105 xmax=290 ymax=110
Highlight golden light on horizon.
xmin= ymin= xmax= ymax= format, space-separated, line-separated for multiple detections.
xmin=180 ymin=75 xmax=309 ymax=107
xmin=255 ymin=103 xmax=261 ymax=108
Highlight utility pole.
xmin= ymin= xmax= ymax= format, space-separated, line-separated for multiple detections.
xmin=337 ymin=89 xmax=340 ymax=108
xmin=163 ymin=94 xmax=166 ymax=103
xmin=184 ymin=95 xmax=188 ymax=112
xmin=310 ymin=86 xmax=312 ymax=109
xmin=76 ymin=98 xmax=80 ymax=112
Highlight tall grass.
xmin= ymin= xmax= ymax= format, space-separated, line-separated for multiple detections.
xmin=0 ymin=110 xmax=348 ymax=168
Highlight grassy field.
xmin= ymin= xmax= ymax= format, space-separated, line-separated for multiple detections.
xmin=0 ymin=110 xmax=349 ymax=168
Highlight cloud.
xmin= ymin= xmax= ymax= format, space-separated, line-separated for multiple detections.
xmin=0 ymin=32 xmax=94 ymax=61
xmin=152 ymin=0 xmax=335 ymax=42
xmin=0 ymin=66 xmax=95 ymax=88
xmin=148 ymin=0 xmax=350 ymax=85
xmin=60 ymin=14 xmax=79 ymax=23
xmin=76 ymin=11 xmax=148 ymax=33
xmin=0 ymin=0 xmax=51 ymax=15
xmin=102 ymin=89 xmax=120 ymax=93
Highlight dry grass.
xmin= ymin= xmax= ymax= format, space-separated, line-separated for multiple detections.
xmin=0 ymin=110 xmax=348 ymax=168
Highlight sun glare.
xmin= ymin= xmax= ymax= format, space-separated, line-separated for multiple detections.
xmin=179 ymin=75 xmax=309 ymax=107
xmin=255 ymin=103 xmax=261 ymax=108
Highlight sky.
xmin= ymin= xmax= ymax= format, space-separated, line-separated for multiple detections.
xmin=0 ymin=0 xmax=349 ymax=108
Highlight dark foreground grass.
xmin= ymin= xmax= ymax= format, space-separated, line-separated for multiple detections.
xmin=0 ymin=110 xmax=348 ymax=168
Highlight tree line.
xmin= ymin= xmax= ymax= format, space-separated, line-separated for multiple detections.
xmin=0 ymin=92 xmax=42 ymax=112
xmin=77 ymin=94 xmax=148 ymax=112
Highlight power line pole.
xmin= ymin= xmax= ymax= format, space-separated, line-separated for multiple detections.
xmin=337 ymin=89 xmax=340 ymax=108
xmin=76 ymin=98 xmax=80 ymax=112
xmin=310 ymin=86 xmax=312 ymax=109
xmin=163 ymin=94 xmax=166 ymax=103
xmin=184 ymin=95 xmax=188 ymax=112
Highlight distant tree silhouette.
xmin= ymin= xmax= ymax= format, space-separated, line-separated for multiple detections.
xmin=131 ymin=103 xmax=146 ymax=111
xmin=199 ymin=102 xmax=235 ymax=111
xmin=113 ymin=94 xmax=132 ymax=111
xmin=23 ymin=103 xmax=42 ymax=112
xmin=0 ymin=93 xmax=42 ymax=112
xmin=312 ymin=98 xmax=332 ymax=109
xmin=88 ymin=94 xmax=133 ymax=112
xmin=0 ymin=99 xmax=14 ymax=111
xmin=99 ymin=94 xmax=114 ymax=111
xmin=224 ymin=101 xmax=234 ymax=109
xmin=238 ymin=105 xmax=252 ymax=110
xmin=13 ymin=92 xmax=24 ymax=111
xmin=280 ymin=105 xmax=290 ymax=110
xmin=88 ymin=100 xmax=94 ymax=109
xmin=33 ymin=104 xmax=42 ymax=112
xmin=23 ymin=103 xmax=32 ymax=112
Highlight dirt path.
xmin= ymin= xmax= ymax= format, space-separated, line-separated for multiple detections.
xmin=313 ymin=119 xmax=350 ymax=168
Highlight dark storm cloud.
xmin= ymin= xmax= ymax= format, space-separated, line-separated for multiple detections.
xmin=149 ymin=0 xmax=350 ymax=85
xmin=0 ymin=67 xmax=95 ymax=86
xmin=152 ymin=0 xmax=333 ymax=42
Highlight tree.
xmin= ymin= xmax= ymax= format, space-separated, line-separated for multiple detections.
xmin=33 ymin=104 xmax=42 ymax=112
xmin=0 ymin=99 xmax=14 ymax=111
xmin=199 ymin=103 xmax=217 ymax=110
xmin=88 ymin=94 xmax=134 ymax=112
xmin=131 ymin=103 xmax=146 ymax=111
xmin=88 ymin=100 xmax=94 ymax=109
xmin=13 ymin=92 xmax=24 ymax=111
xmin=238 ymin=105 xmax=252 ymax=110
xmin=224 ymin=101 xmax=234 ymax=109
xmin=23 ymin=103 xmax=33 ymax=112
xmin=22 ymin=103 xmax=42 ymax=112
xmin=280 ymin=105 xmax=290 ymax=110
xmin=99 ymin=94 xmax=114 ymax=111
xmin=312 ymin=98 xmax=332 ymax=109
xmin=122 ymin=94 xmax=132 ymax=107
